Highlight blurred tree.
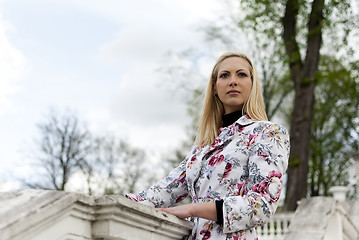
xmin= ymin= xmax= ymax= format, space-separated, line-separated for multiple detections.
xmin=25 ymin=110 xmax=92 ymax=190
xmin=248 ymin=40 xmax=293 ymax=121
xmin=91 ymin=135 xmax=146 ymax=195
xmin=238 ymin=0 xmax=358 ymax=211
xmin=309 ymin=55 xmax=359 ymax=196
xmin=24 ymin=109 xmax=148 ymax=195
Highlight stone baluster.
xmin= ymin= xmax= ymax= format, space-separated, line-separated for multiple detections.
xmin=353 ymin=152 xmax=359 ymax=199
xmin=276 ymin=217 xmax=282 ymax=237
xmin=269 ymin=218 xmax=275 ymax=239
xmin=263 ymin=222 xmax=269 ymax=238
xmin=283 ymin=217 xmax=290 ymax=234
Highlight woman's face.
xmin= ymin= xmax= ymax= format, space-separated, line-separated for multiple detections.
xmin=214 ymin=57 xmax=252 ymax=114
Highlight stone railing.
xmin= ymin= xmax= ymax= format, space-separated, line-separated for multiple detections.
xmin=256 ymin=212 xmax=294 ymax=240
xmin=0 ymin=189 xmax=193 ymax=240
xmin=284 ymin=196 xmax=359 ymax=240
xmin=2 ymin=188 xmax=359 ymax=240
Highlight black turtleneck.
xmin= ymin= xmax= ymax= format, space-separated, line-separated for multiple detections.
xmin=222 ymin=110 xmax=243 ymax=128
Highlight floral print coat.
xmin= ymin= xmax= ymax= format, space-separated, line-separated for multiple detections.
xmin=126 ymin=115 xmax=290 ymax=240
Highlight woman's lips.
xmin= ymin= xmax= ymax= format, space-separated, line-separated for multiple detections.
xmin=227 ymin=90 xmax=240 ymax=95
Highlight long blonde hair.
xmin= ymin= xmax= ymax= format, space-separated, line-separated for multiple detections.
xmin=195 ymin=52 xmax=268 ymax=147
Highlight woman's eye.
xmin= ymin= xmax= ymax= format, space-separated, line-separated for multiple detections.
xmin=219 ymin=73 xmax=229 ymax=78
xmin=238 ymin=72 xmax=247 ymax=77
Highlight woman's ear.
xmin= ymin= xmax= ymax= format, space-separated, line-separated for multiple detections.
xmin=213 ymin=86 xmax=217 ymax=95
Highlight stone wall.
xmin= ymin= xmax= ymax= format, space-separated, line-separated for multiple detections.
xmin=0 ymin=189 xmax=193 ymax=240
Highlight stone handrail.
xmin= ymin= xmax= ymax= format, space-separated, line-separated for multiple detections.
xmin=0 ymin=189 xmax=193 ymax=240
xmin=323 ymin=201 xmax=359 ymax=240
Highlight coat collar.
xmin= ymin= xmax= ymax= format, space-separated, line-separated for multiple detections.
xmin=206 ymin=115 xmax=255 ymax=154
xmin=234 ymin=114 xmax=255 ymax=127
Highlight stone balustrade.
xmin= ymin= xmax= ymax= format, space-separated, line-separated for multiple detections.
xmin=0 ymin=189 xmax=193 ymax=240
xmin=257 ymin=212 xmax=294 ymax=240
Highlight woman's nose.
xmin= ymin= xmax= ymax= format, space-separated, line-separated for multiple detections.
xmin=229 ymin=77 xmax=238 ymax=86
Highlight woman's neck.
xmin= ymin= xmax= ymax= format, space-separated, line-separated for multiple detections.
xmin=222 ymin=110 xmax=243 ymax=127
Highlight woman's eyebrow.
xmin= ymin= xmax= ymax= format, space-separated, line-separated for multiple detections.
xmin=219 ymin=68 xmax=250 ymax=74
xmin=236 ymin=68 xmax=249 ymax=72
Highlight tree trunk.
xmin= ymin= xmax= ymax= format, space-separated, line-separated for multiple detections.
xmin=282 ymin=0 xmax=324 ymax=211
xmin=284 ymin=83 xmax=315 ymax=211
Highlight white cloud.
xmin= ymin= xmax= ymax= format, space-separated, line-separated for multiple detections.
xmin=95 ymin=25 xmax=172 ymax=64
xmin=62 ymin=0 xmax=221 ymax=25
xmin=108 ymin=63 xmax=189 ymax=151
xmin=0 ymin=0 xmax=227 ymax=191
xmin=87 ymin=0 xmax=219 ymax=153
xmin=0 ymin=179 xmax=21 ymax=192
xmin=0 ymin=13 xmax=28 ymax=115
xmin=94 ymin=8 xmax=205 ymax=65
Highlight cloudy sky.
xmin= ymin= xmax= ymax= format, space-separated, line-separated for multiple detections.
xmin=0 ymin=0 xmax=247 ymax=190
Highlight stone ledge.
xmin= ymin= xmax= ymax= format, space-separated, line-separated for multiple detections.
xmin=0 ymin=189 xmax=193 ymax=240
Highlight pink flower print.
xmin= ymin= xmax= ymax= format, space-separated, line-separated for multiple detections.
xmin=126 ymin=193 xmax=143 ymax=202
xmin=251 ymin=179 xmax=269 ymax=196
xmin=267 ymin=171 xmax=283 ymax=202
xmin=223 ymin=162 xmax=232 ymax=178
xmin=237 ymin=127 xmax=244 ymax=133
xmin=268 ymin=170 xmax=282 ymax=179
xmin=175 ymin=193 xmax=188 ymax=203
xmin=209 ymin=154 xmax=224 ymax=166
xmin=232 ymin=230 xmax=245 ymax=240
xmin=200 ymin=222 xmax=214 ymax=240
xmin=236 ymin=181 xmax=248 ymax=196
xmin=175 ymin=171 xmax=186 ymax=184
xmin=200 ymin=229 xmax=211 ymax=240
xmin=258 ymin=151 xmax=270 ymax=162
xmin=246 ymin=134 xmax=256 ymax=147
xmin=251 ymin=171 xmax=283 ymax=203
xmin=268 ymin=180 xmax=282 ymax=203
xmin=208 ymin=149 xmax=224 ymax=166
xmin=211 ymin=138 xmax=222 ymax=148
xmin=187 ymin=155 xmax=197 ymax=169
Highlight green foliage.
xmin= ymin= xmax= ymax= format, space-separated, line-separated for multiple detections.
xmin=289 ymin=154 xmax=302 ymax=168
xmin=240 ymin=0 xmax=358 ymax=63
xmin=309 ymin=55 xmax=359 ymax=196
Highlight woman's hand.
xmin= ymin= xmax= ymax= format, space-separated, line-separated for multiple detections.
xmin=159 ymin=202 xmax=217 ymax=221
xmin=159 ymin=204 xmax=193 ymax=219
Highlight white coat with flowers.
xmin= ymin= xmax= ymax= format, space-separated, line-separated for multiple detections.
xmin=126 ymin=115 xmax=290 ymax=240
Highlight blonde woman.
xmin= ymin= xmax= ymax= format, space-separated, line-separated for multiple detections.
xmin=126 ymin=52 xmax=290 ymax=240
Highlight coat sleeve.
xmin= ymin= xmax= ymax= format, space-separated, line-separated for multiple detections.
xmin=126 ymin=147 xmax=196 ymax=208
xmin=222 ymin=122 xmax=290 ymax=233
